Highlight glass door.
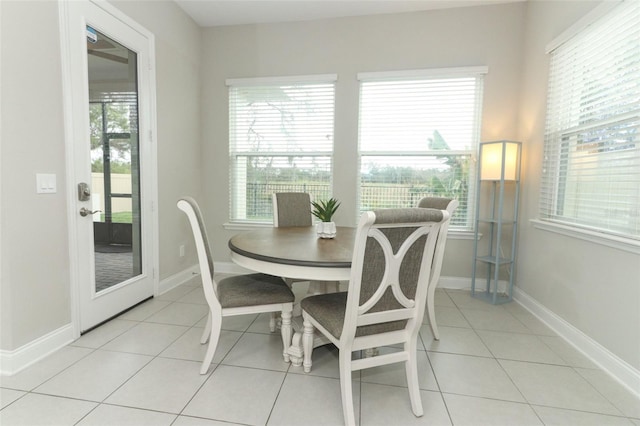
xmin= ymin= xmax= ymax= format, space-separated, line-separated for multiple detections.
xmin=63 ymin=0 xmax=156 ymax=332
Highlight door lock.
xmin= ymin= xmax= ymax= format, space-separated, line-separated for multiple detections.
xmin=78 ymin=182 xmax=91 ymax=201
xmin=79 ymin=207 xmax=101 ymax=217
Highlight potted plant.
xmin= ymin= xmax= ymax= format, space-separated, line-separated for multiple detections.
xmin=311 ymin=198 xmax=340 ymax=238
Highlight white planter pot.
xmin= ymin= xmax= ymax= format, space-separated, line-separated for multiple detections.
xmin=316 ymin=221 xmax=337 ymax=239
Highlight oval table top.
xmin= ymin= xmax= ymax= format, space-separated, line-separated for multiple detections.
xmin=228 ymin=226 xmax=356 ymax=281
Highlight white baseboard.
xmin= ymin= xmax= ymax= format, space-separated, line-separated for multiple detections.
xmin=158 ymin=265 xmax=199 ymax=295
xmin=438 ymin=276 xmax=472 ymax=290
xmin=0 ymin=324 xmax=74 ymax=376
xmin=9 ymin=266 xmax=633 ymax=399
xmin=514 ymin=286 xmax=640 ymax=398
xmin=0 ymin=266 xmax=198 ymax=377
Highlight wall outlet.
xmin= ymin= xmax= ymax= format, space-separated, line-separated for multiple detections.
xmin=179 ymin=245 xmax=185 ymax=257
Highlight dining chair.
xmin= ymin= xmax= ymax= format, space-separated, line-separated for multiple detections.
xmin=271 ymin=192 xmax=320 ymax=329
xmin=177 ymin=197 xmax=295 ymax=374
xmin=417 ymin=197 xmax=459 ymax=340
xmin=272 ymin=192 xmax=313 ymax=227
xmin=272 ymin=191 xmax=340 ymax=307
xmin=301 ymin=207 xmax=449 ymax=426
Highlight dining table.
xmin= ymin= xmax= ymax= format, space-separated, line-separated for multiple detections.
xmin=228 ymin=225 xmax=356 ymax=366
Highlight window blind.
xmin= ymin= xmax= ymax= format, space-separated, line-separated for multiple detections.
xmin=540 ymin=0 xmax=640 ymax=239
xmin=357 ymin=68 xmax=486 ymax=230
xmin=228 ymin=76 xmax=336 ymax=222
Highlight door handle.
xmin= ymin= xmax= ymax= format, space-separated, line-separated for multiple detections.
xmin=79 ymin=207 xmax=101 ymax=217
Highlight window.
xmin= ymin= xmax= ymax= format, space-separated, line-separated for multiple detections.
xmin=228 ymin=75 xmax=336 ymax=223
xmin=540 ymin=1 xmax=640 ymax=240
xmin=357 ymin=67 xmax=486 ymax=230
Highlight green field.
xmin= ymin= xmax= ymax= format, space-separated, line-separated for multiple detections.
xmin=100 ymin=211 xmax=133 ymax=223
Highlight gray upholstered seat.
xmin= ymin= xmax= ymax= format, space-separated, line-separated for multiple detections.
xmin=417 ymin=197 xmax=459 ymax=340
xmin=301 ymin=207 xmax=449 ymax=426
xmin=301 ymin=292 xmax=406 ymax=339
xmin=218 ymin=273 xmax=294 ymax=308
xmin=177 ymin=197 xmax=294 ymax=375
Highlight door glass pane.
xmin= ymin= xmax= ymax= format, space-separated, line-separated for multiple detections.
xmin=87 ymin=27 xmax=142 ymax=292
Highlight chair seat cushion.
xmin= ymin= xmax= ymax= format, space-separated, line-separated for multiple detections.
xmin=301 ymin=292 xmax=407 ymax=339
xmin=218 ymin=273 xmax=294 ymax=308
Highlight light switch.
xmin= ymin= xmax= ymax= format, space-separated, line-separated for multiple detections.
xmin=36 ymin=173 xmax=57 ymax=194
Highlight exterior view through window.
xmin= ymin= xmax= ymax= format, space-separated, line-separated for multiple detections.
xmin=228 ymin=76 xmax=336 ymax=223
xmin=540 ymin=0 xmax=640 ymax=240
xmin=357 ymin=68 xmax=486 ymax=230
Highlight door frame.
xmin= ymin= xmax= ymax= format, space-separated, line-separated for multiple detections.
xmin=58 ymin=0 xmax=159 ymax=337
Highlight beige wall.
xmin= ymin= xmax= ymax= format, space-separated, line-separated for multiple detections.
xmin=517 ymin=0 xmax=640 ymax=371
xmin=200 ymin=0 xmax=640 ymax=371
xmin=0 ymin=0 xmax=201 ymax=351
xmin=200 ymin=3 xmax=527 ymax=279
xmin=1 ymin=0 xmax=70 ymax=350
xmin=1 ymin=0 xmax=637 ymax=378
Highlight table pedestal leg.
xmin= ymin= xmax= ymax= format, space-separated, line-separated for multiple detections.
xmin=287 ymin=280 xmax=340 ymax=365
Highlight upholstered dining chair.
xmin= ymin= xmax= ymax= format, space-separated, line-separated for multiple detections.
xmin=417 ymin=197 xmax=459 ymax=340
xmin=272 ymin=192 xmax=313 ymax=227
xmin=271 ymin=192 xmax=319 ymax=327
xmin=272 ymin=191 xmax=340 ymax=301
xmin=301 ymin=207 xmax=449 ymax=426
xmin=177 ymin=197 xmax=295 ymax=374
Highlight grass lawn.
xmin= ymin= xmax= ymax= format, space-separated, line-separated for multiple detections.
xmin=100 ymin=211 xmax=133 ymax=223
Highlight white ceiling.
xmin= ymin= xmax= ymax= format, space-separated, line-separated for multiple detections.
xmin=174 ymin=0 xmax=523 ymax=28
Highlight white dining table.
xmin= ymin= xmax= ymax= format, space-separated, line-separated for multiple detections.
xmin=228 ymin=226 xmax=356 ymax=365
xmin=228 ymin=226 xmax=355 ymax=281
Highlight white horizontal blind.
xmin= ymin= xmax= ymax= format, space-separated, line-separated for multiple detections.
xmin=358 ymin=69 xmax=485 ymax=230
xmin=228 ymin=78 xmax=336 ymax=222
xmin=540 ymin=0 xmax=640 ymax=239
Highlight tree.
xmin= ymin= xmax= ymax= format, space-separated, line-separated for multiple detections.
xmin=90 ymin=101 xmax=136 ymax=174
xmin=428 ymin=130 xmax=470 ymax=199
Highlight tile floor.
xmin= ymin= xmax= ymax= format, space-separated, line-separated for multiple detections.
xmin=1 ymin=276 xmax=639 ymax=425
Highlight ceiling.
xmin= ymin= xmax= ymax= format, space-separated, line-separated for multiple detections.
xmin=174 ymin=0 xmax=522 ymax=28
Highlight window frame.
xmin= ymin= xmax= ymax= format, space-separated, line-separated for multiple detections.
xmin=538 ymin=0 xmax=640 ymax=247
xmin=226 ymin=74 xmax=337 ymax=224
xmin=356 ymin=66 xmax=487 ymax=231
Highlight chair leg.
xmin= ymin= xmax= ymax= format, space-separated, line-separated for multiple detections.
xmin=281 ymin=309 xmax=292 ymax=362
xmin=404 ymin=340 xmax=424 ymax=417
xmin=200 ymin=315 xmax=222 ymax=375
xmin=427 ymin=284 xmax=440 ymax=340
xmin=200 ymin=311 xmax=212 ymax=344
xmin=339 ymin=351 xmax=357 ymax=426
xmin=302 ymin=314 xmax=314 ymax=373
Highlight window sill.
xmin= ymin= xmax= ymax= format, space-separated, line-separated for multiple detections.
xmin=224 ymin=222 xmax=272 ymax=231
xmin=531 ymin=219 xmax=640 ymax=254
xmin=224 ymin=222 xmax=478 ymax=240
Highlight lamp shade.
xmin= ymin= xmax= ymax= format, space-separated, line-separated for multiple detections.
xmin=480 ymin=141 xmax=520 ymax=181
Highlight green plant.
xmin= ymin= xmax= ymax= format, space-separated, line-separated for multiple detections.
xmin=311 ymin=198 xmax=341 ymax=222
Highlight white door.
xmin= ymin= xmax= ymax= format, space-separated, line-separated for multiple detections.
xmin=61 ymin=0 xmax=157 ymax=332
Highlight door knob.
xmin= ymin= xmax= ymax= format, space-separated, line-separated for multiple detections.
xmin=79 ymin=207 xmax=101 ymax=217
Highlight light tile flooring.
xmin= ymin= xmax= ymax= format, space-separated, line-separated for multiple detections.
xmin=2 ymin=277 xmax=639 ymax=425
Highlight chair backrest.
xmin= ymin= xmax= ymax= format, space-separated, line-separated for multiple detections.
xmin=342 ymin=208 xmax=448 ymax=346
xmin=177 ymin=197 xmax=221 ymax=312
xmin=417 ymin=197 xmax=459 ymax=290
xmin=272 ymin=192 xmax=313 ymax=227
